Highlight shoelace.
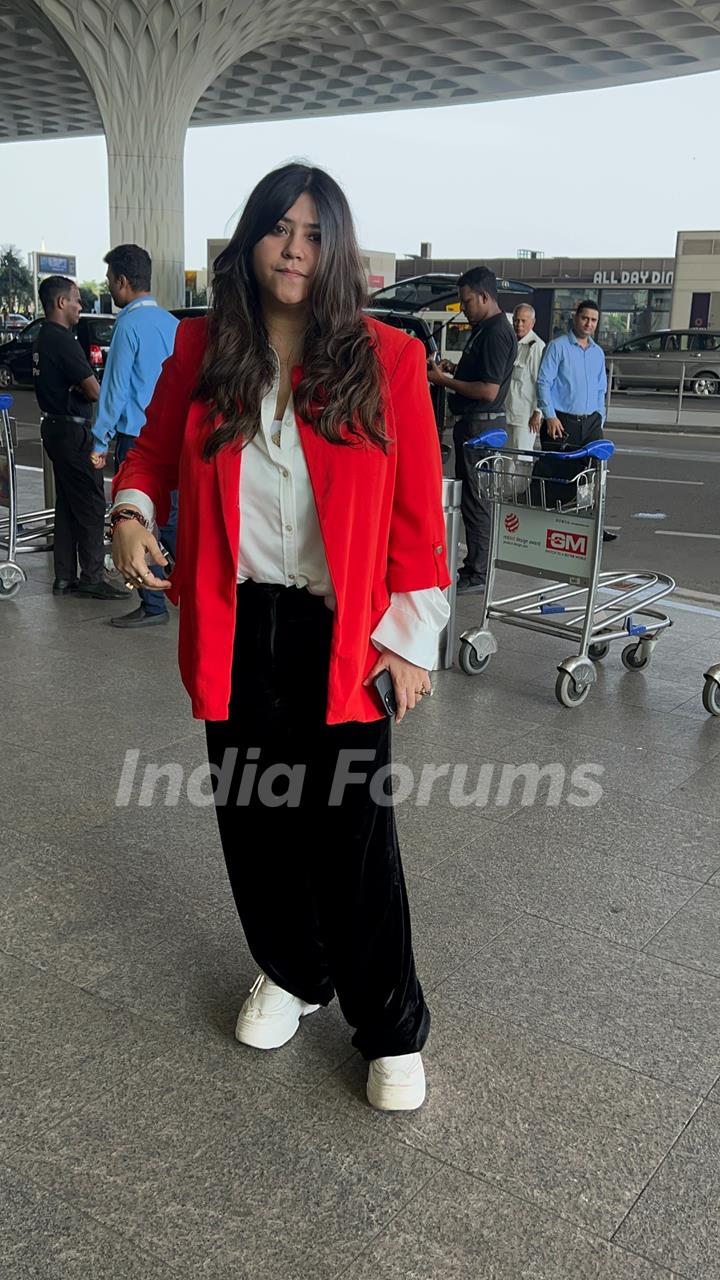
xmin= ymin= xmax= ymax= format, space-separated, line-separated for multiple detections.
xmin=248 ymin=974 xmax=266 ymax=1002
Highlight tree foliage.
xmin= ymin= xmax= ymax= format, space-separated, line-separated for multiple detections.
xmin=0 ymin=245 xmax=33 ymax=310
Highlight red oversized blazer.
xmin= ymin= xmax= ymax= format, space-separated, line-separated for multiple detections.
xmin=113 ymin=315 xmax=451 ymax=723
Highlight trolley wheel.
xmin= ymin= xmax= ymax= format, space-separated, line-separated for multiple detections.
xmin=555 ymin=670 xmax=591 ymax=707
xmin=459 ymin=639 xmax=491 ymax=676
xmin=702 ymin=677 xmax=720 ymax=716
xmin=588 ymin=641 xmax=610 ymax=662
xmin=0 ymin=577 xmax=21 ymax=600
xmin=0 ymin=364 xmax=13 ymax=389
xmin=621 ymin=642 xmax=651 ymax=671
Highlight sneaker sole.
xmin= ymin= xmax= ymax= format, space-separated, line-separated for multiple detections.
xmin=235 ymin=1002 xmax=320 ymax=1051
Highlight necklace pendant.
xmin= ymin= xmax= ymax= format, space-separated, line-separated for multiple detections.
xmin=271 ymin=429 xmax=281 ymax=448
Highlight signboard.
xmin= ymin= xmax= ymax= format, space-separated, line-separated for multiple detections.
xmin=367 ymin=273 xmax=385 ymax=288
xmin=37 ymin=253 xmax=77 ymax=277
xmin=184 ymin=270 xmax=197 ymax=291
xmin=497 ymin=504 xmax=596 ymax=584
xmin=592 ymin=269 xmax=673 ymax=286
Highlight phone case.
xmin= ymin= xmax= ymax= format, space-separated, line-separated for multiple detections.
xmin=373 ymin=669 xmax=397 ymax=718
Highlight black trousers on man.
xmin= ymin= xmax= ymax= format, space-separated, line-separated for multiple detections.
xmin=532 ymin=411 xmax=604 ymax=507
xmin=453 ymin=410 xmax=507 ymax=579
xmin=205 ymin=580 xmax=429 ymax=1062
xmin=41 ymin=415 xmax=105 ymax=584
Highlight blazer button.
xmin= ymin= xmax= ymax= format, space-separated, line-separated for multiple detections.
xmin=435 ymin=544 xmax=443 ymax=554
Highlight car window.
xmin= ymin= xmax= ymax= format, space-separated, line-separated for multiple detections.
xmin=17 ymin=320 xmax=42 ymax=344
xmin=89 ymin=319 xmax=115 ymax=345
xmin=689 ymin=333 xmax=720 ymax=352
xmin=665 ymin=333 xmax=692 ymax=352
xmin=446 ymin=322 xmax=472 ymax=352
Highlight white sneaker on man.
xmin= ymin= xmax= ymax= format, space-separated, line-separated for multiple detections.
xmin=366 ymin=1053 xmax=426 ymax=1111
xmin=234 ymin=973 xmax=320 ymax=1050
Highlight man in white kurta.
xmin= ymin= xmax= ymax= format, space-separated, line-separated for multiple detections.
xmin=504 ymin=304 xmax=545 ymax=494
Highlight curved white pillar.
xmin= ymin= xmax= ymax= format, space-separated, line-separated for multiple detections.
xmin=32 ymin=0 xmax=281 ymax=305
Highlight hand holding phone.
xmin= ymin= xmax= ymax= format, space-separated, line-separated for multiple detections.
xmin=373 ymin=669 xmax=397 ymax=719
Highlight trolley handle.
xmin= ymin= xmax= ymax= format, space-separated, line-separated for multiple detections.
xmin=553 ymin=440 xmax=615 ymax=462
xmin=464 ymin=433 xmax=614 ymax=463
xmin=464 ymin=429 xmax=508 ymax=449
xmin=0 ymin=394 xmax=13 ymax=411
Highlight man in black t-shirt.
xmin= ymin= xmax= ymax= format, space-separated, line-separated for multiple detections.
xmin=428 ymin=266 xmax=517 ymax=592
xmin=34 ymin=276 xmax=125 ymax=598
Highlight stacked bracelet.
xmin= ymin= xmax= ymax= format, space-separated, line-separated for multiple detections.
xmin=109 ymin=508 xmax=149 ymax=532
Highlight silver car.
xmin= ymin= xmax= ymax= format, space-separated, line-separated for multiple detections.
xmin=609 ymin=329 xmax=720 ymax=396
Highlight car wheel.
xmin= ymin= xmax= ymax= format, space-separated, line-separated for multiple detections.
xmin=0 ymin=364 xmax=13 ymax=389
xmin=690 ymin=372 xmax=720 ymax=397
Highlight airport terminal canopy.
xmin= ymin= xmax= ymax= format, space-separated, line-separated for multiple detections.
xmin=3 ymin=0 xmax=720 ymax=303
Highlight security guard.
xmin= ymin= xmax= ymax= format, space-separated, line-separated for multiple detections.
xmin=33 ymin=275 xmax=125 ymax=597
xmin=427 ymin=265 xmax=517 ymax=593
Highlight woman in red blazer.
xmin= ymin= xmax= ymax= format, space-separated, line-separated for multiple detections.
xmin=112 ymin=164 xmax=450 ymax=1112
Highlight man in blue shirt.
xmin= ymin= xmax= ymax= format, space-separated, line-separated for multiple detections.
xmin=536 ymin=299 xmax=617 ymax=542
xmin=89 ymin=244 xmax=180 ymax=624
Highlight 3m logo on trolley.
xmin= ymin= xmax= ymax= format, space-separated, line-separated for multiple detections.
xmin=546 ymin=529 xmax=588 ymax=557
xmin=504 ymin=513 xmax=520 ymax=533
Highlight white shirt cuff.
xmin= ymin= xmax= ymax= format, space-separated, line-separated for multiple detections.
xmin=371 ymin=588 xmax=451 ymax=670
xmin=112 ymin=489 xmax=156 ymax=527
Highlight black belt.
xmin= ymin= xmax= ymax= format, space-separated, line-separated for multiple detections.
xmin=556 ymin=411 xmax=600 ymax=422
xmin=458 ymin=410 xmax=506 ymax=421
xmin=41 ymin=414 xmax=90 ymax=426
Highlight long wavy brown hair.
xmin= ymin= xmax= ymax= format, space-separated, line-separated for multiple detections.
xmin=197 ymin=163 xmax=387 ymax=458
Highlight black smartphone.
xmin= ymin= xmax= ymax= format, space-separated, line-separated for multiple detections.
xmin=373 ymin=669 xmax=397 ymax=719
xmin=157 ymin=541 xmax=175 ymax=574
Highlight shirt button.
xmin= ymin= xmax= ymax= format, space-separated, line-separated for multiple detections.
xmin=285 ymin=523 xmax=293 ymax=533
xmin=288 ymin=573 xmax=296 ymax=580
xmin=281 ymin=468 xmax=289 ymax=479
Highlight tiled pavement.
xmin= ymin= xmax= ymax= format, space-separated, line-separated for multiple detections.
xmin=1 ymin=547 xmax=720 ymax=1279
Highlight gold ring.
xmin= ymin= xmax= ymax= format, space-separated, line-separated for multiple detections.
xmin=125 ymin=582 xmax=134 ymax=590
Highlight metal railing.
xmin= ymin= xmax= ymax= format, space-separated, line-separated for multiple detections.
xmin=605 ymin=358 xmax=720 ymax=428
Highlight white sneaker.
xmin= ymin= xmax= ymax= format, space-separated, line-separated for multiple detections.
xmin=234 ymin=973 xmax=320 ymax=1050
xmin=366 ymin=1053 xmax=426 ymax=1111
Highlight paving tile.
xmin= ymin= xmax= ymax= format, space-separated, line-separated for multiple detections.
xmin=10 ymin=1072 xmax=438 ymax=1279
xmin=405 ymin=872 xmax=520 ymax=991
xmin=439 ymin=916 xmax=720 ymax=1093
xmin=615 ymin=1101 xmax=720 ymax=1278
xmin=489 ymin=722 xmax=705 ymax=807
xmin=668 ymin=758 xmax=720 ymax=821
xmin=0 ymin=1162 xmax=180 ymax=1279
xmin=341 ymin=1165 xmax=675 ymax=1280
xmin=396 ymin=802 xmax=512 ymax=874
xmin=432 ymin=833 xmax=699 ymax=947
xmin=645 ymin=886 xmax=720 ymax=977
xmin=319 ymin=995 xmax=696 ymax=1236
xmin=507 ymin=791 xmax=720 ymax=882
xmin=0 ymin=848 xmax=204 ymax=987
xmin=0 ymin=955 xmax=174 ymax=1146
xmin=540 ymin=696 xmax=720 ymax=764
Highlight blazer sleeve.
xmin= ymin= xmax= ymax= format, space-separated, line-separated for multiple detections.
xmin=385 ymin=336 xmax=451 ymax=594
xmin=111 ymin=319 xmax=200 ymax=526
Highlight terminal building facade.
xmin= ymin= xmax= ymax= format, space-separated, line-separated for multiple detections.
xmin=395 ymin=230 xmax=720 ymax=348
xmin=395 ymin=254 xmax=676 ymax=348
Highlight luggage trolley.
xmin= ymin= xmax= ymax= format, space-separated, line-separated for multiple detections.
xmin=0 ymin=392 xmax=27 ymax=599
xmin=458 ymin=429 xmax=675 ymax=707
xmin=0 ymin=393 xmax=55 ymax=600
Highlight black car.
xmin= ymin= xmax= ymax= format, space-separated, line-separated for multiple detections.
xmin=0 ymin=313 xmax=116 ymax=389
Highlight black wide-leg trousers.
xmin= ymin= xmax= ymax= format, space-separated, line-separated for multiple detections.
xmin=205 ymin=580 xmax=430 ymax=1061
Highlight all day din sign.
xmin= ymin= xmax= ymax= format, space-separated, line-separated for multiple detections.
xmin=592 ymin=269 xmax=674 ymax=286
